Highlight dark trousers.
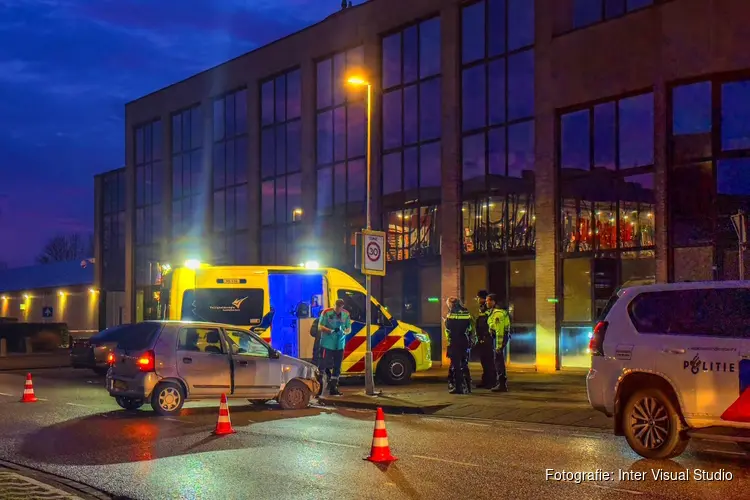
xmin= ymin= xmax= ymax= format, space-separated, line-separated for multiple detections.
xmin=495 ymin=345 xmax=507 ymax=387
xmin=447 ymin=342 xmax=470 ymax=393
xmin=318 ymin=348 xmax=344 ymax=380
xmin=477 ymin=341 xmax=496 ymax=387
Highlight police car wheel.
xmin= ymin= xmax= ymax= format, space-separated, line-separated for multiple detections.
xmin=378 ymin=352 xmax=413 ymax=385
xmin=279 ymin=380 xmax=311 ymax=410
xmin=622 ymin=388 xmax=688 ymax=459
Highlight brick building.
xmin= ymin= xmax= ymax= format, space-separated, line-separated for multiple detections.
xmin=94 ymin=0 xmax=750 ymax=371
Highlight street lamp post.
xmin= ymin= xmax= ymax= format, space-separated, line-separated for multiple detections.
xmin=348 ymin=76 xmax=375 ymax=396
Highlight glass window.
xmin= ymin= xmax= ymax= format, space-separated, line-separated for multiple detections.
xmin=508 ymin=121 xmax=534 ymax=178
xmin=317 ymin=111 xmax=333 ymax=165
xmin=348 ymin=159 xmax=365 ymax=202
xmin=382 ymin=33 xmax=401 ymax=89
xmin=403 ymin=26 xmax=418 ymax=85
xmin=404 ymin=147 xmax=418 ymax=191
xmin=420 ymin=78 xmax=441 ymax=141
xmin=420 ymin=142 xmax=441 ymax=188
xmin=404 ymin=85 xmax=418 ymax=146
xmin=287 ymin=121 xmax=301 ymax=173
xmin=488 ymin=127 xmax=506 ymax=176
xmin=235 ymin=90 xmax=247 ymax=135
xmin=463 ymin=133 xmax=486 ymax=180
xmin=462 ymin=1 xmax=485 ymax=64
xmin=213 ymin=190 xmax=225 ymax=231
xmin=177 ymin=328 xmax=224 ymax=354
xmin=383 ymin=152 xmax=401 ymax=195
xmin=722 ymin=80 xmax=750 ymax=151
xmin=262 ymin=81 xmax=274 ymax=126
xmin=287 ymin=173 xmax=302 ymax=223
xmin=561 ymin=110 xmax=589 ymax=171
xmin=419 ymin=17 xmax=441 ymax=78
xmin=488 ymin=0 xmax=507 ymax=56
xmin=225 ymin=329 xmax=270 ymax=357
xmin=507 ymin=49 xmax=534 ymax=121
xmin=317 ymin=166 xmax=333 ymax=214
xmin=507 ymin=0 xmax=534 ymax=50
xmin=563 ymin=258 xmax=592 ymax=322
xmin=717 ymin=158 xmax=750 ymax=197
xmin=262 ymin=180 xmax=274 ymax=225
xmin=347 ymin=102 xmax=366 ymax=158
xmin=618 ymin=92 xmax=653 ymax=168
xmin=573 ymin=0 xmax=602 ymax=28
xmin=594 ymin=103 xmax=616 ymax=170
xmin=462 ymin=66 xmax=486 ymax=132
xmin=317 ymin=58 xmax=332 ymax=109
xmin=383 ymin=90 xmax=402 ymax=149
xmin=286 ymin=70 xmax=301 ymax=120
xmin=261 ymin=129 xmax=275 ymax=178
xmin=488 ymin=60 xmax=505 ymax=126
xmin=673 ymin=82 xmax=711 ymax=136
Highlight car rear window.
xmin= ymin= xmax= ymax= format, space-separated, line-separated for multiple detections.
xmin=116 ymin=323 xmax=163 ymax=351
xmin=91 ymin=324 xmax=131 ymax=342
xmin=597 ymin=294 xmax=620 ymax=322
xmin=628 ymin=288 xmax=750 ymax=338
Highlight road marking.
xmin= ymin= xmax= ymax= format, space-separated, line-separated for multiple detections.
xmin=0 ymin=392 xmax=13 ymax=397
xmin=706 ymin=449 xmax=746 ymax=456
xmin=306 ymin=439 xmax=359 ymax=449
xmin=36 ymin=398 xmax=47 ymax=401
xmin=517 ymin=427 xmax=545 ymax=433
xmin=65 ymin=402 xmax=89 ymax=408
xmin=420 ymin=417 xmax=489 ymax=427
xmin=584 ymin=483 xmax=643 ymax=495
xmin=411 ymin=455 xmax=481 ymax=468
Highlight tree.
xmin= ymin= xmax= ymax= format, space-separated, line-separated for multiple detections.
xmin=36 ymin=233 xmax=94 ymax=264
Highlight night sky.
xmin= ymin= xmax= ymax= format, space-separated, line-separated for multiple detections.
xmin=0 ymin=0 xmax=361 ymax=268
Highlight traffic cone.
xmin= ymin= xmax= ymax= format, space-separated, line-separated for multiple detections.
xmin=213 ymin=393 xmax=235 ymax=435
xmin=20 ymin=373 xmax=37 ymax=403
xmin=364 ymin=407 xmax=397 ymax=463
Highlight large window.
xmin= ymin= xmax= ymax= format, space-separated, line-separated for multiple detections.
xmin=385 ymin=205 xmax=440 ymax=261
xmin=213 ymin=89 xmax=249 ymax=264
xmin=171 ymin=106 xmax=204 ymax=237
xmin=101 ymin=168 xmax=126 ymax=291
xmin=461 ymin=0 xmax=535 ymax=194
xmin=134 ymin=120 xmax=163 ymax=288
xmin=381 ymin=17 xmax=442 ymax=205
xmin=559 ymin=92 xmax=656 ymax=361
xmin=572 ymin=0 xmax=656 ymax=30
xmin=669 ymin=77 xmax=750 ymax=281
xmin=316 ymin=47 xmax=366 ymax=215
xmin=462 ymin=195 xmax=534 ymax=254
xmin=260 ymin=69 xmax=302 ymax=265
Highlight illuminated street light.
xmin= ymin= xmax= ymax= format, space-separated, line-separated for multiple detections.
xmin=58 ymin=291 xmax=65 ymax=297
xmin=23 ymin=294 xmax=29 ymax=300
xmin=1 ymin=296 xmax=7 ymax=301
xmin=88 ymin=288 xmax=97 ymax=294
xmin=184 ymin=259 xmax=201 ymax=270
xmin=347 ymin=73 xmax=375 ymax=396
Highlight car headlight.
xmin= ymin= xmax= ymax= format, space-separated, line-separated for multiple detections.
xmin=415 ymin=332 xmax=430 ymax=343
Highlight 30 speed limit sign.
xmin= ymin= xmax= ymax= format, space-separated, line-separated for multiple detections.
xmin=361 ymin=229 xmax=386 ymax=276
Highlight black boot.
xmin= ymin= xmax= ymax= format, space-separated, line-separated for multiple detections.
xmin=328 ymin=379 xmax=342 ymax=396
xmin=491 ymin=377 xmax=508 ymax=392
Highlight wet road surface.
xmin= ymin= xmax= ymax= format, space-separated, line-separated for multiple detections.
xmin=0 ymin=368 xmax=749 ymax=499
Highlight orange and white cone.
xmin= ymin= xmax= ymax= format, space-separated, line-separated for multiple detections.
xmin=364 ymin=407 xmax=397 ymax=463
xmin=20 ymin=373 xmax=37 ymax=403
xmin=213 ymin=393 xmax=235 ymax=435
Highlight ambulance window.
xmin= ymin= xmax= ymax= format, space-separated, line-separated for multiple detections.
xmin=337 ymin=290 xmax=391 ymax=326
xmin=182 ymin=288 xmax=264 ymax=325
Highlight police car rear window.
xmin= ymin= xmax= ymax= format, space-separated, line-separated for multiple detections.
xmin=628 ymin=288 xmax=750 ymax=338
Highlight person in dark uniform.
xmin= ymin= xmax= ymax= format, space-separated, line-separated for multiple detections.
xmin=444 ymin=297 xmax=475 ymax=394
xmin=486 ymin=293 xmax=511 ymax=392
xmin=473 ymin=290 xmax=496 ymax=388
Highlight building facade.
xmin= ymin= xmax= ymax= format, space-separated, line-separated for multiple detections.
xmin=94 ymin=0 xmax=750 ymax=370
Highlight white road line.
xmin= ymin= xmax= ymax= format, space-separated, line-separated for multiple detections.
xmin=517 ymin=427 xmax=545 ymax=433
xmin=36 ymin=398 xmax=47 ymax=401
xmin=306 ymin=439 xmax=359 ymax=449
xmin=411 ymin=455 xmax=481 ymax=468
xmin=705 ymin=449 xmax=746 ymax=456
xmin=584 ymin=483 xmax=643 ymax=495
xmin=0 ymin=392 xmax=13 ymax=397
xmin=65 ymin=402 xmax=89 ymax=408
xmin=420 ymin=417 xmax=489 ymax=427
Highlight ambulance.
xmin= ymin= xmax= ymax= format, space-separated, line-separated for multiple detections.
xmin=158 ymin=264 xmax=432 ymax=384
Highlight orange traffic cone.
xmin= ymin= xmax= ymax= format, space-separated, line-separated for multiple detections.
xmin=213 ymin=393 xmax=235 ymax=435
xmin=20 ymin=373 xmax=37 ymax=403
xmin=364 ymin=407 xmax=397 ymax=463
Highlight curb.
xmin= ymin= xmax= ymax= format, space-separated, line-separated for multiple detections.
xmin=316 ymin=396 xmax=452 ymax=415
xmin=0 ymin=459 xmax=127 ymax=500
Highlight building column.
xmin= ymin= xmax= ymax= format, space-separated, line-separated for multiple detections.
xmin=124 ymin=115 xmax=135 ymax=322
xmin=246 ymin=79 xmax=261 ymax=264
xmin=93 ymin=174 xmax=104 ymax=330
xmin=534 ymin=1 xmax=558 ymax=372
xmin=297 ymin=58 xmax=317 ymax=265
xmin=160 ymin=112 xmax=172 ymax=265
xmin=439 ymin=3 xmax=461 ymax=365
xmin=653 ymin=81 xmax=669 ymax=283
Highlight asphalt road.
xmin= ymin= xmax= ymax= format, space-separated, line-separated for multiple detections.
xmin=0 ymin=369 xmax=749 ymax=500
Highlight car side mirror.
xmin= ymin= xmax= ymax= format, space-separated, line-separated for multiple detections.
xmin=270 ymin=349 xmax=280 ymax=359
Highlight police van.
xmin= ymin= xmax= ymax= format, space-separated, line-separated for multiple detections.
xmin=587 ymin=281 xmax=750 ymax=459
xmin=158 ymin=264 xmax=433 ymax=384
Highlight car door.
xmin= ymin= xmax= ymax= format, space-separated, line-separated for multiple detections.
xmin=224 ymin=328 xmax=282 ymax=398
xmin=175 ymin=326 xmax=232 ymax=398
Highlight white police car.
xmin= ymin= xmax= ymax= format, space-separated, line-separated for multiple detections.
xmin=586 ymin=281 xmax=750 ymax=459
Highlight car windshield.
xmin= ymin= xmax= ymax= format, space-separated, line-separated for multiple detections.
xmin=91 ymin=324 xmax=131 ymax=342
xmin=116 ymin=323 xmax=162 ymax=351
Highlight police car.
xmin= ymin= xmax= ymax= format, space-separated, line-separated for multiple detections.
xmin=586 ymin=281 xmax=750 ymax=459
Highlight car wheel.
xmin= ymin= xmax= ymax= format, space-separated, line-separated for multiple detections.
xmin=150 ymin=382 xmax=185 ymax=416
xmin=622 ymin=388 xmax=689 ymax=459
xmin=248 ymin=399 xmax=268 ymax=405
xmin=93 ymin=367 xmax=109 ymax=376
xmin=115 ymin=396 xmax=144 ymax=410
xmin=377 ymin=352 xmax=413 ymax=385
xmin=278 ymin=380 xmax=311 ymax=410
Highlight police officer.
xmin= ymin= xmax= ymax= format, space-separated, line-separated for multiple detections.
xmin=486 ymin=293 xmax=511 ymax=392
xmin=474 ymin=290 xmax=496 ymax=388
xmin=318 ymin=299 xmax=352 ymax=396
xmin=444 ymin=297 xmax=475 ymax=394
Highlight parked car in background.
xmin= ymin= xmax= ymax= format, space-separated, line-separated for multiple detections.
xmin=106 ymin=321 xmax=320 ymax=415
xmin=71 ymin=324 xmax=131 ymax=375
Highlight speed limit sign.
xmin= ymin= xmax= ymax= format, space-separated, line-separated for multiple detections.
xmin=361 ymin=229 xmax=386 ymax=276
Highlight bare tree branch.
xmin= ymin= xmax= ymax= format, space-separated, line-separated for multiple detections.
xmin=36 ymin=233 xmax=93 ymax=264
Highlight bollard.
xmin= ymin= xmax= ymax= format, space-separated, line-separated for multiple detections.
xmin=0 ymin=338 xmax=6 ymax=357
xmin=25 ymin=336 xmax=32 ymax=354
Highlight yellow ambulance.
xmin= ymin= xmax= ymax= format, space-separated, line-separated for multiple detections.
xmin=159 ymin=264 xmax=432 ymax=384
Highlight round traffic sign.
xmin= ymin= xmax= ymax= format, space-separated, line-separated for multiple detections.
xmin=366 ymin=241 xmax=381 ymax=262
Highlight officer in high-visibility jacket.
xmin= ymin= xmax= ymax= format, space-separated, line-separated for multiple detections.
xmin=474 ymin=290 xmax=496 ymax=388
xmin=486 ymin=293 xmax=511 ymax=392
xmin=317 ymin=299 xmax=352 ymax=396
xmin=444 ymin=297 xmax=475 ymax=394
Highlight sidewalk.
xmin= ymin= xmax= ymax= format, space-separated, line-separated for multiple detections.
xmin=319 ymin=368 xmax=612 ymax=430
xmin=0 ymin=459 xmax=112 ymax=500
xmin=0 ymin=349 xmax=70 ymax=371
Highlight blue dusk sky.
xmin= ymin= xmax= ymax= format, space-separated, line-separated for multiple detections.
xmin=0 ymin=0 xmax=362 ymax=268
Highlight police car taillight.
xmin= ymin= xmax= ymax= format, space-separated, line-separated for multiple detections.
xmin=589 ymin=321 xmax=608 ymax=356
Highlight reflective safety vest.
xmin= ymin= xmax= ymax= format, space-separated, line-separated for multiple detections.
xmin=444 ymin=309 xmax=476 ymax=346
xmin=487 ymin=307 xmax=511 ymax=350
